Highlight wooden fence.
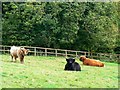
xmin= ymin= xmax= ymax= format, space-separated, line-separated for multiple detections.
xmin=0 ymin=45 xmax=120 ymax=63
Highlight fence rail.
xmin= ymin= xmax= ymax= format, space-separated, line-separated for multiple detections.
xmin=0 ymin=45 xmax=120 ymax=63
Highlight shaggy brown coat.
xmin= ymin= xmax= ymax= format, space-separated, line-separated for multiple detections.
xmin=10 ymin=46 xmax=28 ymax=64
xmin=80 ymin=56 xmax=104 ymax=67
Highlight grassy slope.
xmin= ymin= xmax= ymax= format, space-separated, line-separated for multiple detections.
xmin=1 ymin=54 xmax=118 ymax=88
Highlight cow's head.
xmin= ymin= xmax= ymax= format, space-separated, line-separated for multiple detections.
xmin=21 ymin=48 xmax=29 ymax=55
xmin=80 ymin=56 xmax=86 ymax=62
xmin=66 ymin=58 xmax=75 ymax=64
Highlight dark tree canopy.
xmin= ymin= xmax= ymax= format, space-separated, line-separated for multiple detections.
xmin=2 ymin=2 xmax=119 ymax=53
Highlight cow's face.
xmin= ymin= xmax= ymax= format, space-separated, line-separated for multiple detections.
xmin=66 ymin=58 xmax=75 ymax=64
xmin=80 ymin=56 xmax=86 ymax=62
xmin=24 ymin=49 xmax=29 ymax=55
xmin=21 ymin=48 xmax=29 ymax=55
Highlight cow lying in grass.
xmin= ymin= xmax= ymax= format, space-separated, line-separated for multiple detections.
xmin=64 ymin=58 xmax=81 ymax=71
xmin=10 ymin=46 xmax=28 ymax=64
xmin=79 ymin=56 xmax=104 ymax=67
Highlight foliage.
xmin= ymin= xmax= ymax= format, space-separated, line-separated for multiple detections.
xmin=2 ymin=2 xmax=119 ymax=53
xmin=1 ymin=54 xmax=118 ymax=88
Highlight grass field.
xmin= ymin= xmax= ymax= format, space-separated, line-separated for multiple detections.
xmin=1 ymin=54 xmax=119 ymax=88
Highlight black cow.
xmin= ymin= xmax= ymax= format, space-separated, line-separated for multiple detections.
xmin=64 ymin=58 xmax=81 ymax=71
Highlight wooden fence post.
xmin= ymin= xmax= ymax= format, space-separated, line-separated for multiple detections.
xmin=91 ymin=52 xmax=93 ymax=58
xmin=84 ymin=52 xmax=86 ymax=56
xmin=4 ymin=46 xmax=5 ymax=54
xmin=55 ymin=49 xmax=57 ymax=57
xmin=76 ymin=51 xmax=78 ymax=58
xmin=45 ymin=48 xmax=47 ymax=56
xmin=109 ymin=54 xmax=112 ymax=61
xmin=88 ymin=52 xmax=90 ymax=57
xmin=34 ymin=47 xmax=36 ymax=56
xmin=65 ymin=50 xmax=67 ymax=58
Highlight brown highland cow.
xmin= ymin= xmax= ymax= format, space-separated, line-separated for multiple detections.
xmin=80 ymin=56 xmax=104 ymax=67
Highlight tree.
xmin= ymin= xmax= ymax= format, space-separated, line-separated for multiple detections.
xmin=2 ymin=2 xmax=119 ymax=53
xmin=74 ymin=2 xmax=118 ymax=53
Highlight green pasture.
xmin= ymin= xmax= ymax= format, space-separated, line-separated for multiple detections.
xmin=1 ymin=54 xmax=119 ymax=88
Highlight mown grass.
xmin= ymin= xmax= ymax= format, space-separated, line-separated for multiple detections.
xmin=1 ymin=54 xmax=119 ymax=88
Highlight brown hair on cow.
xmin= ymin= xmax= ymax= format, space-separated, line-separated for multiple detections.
xmin=10 ymin=46 xmax=29 ymax=64
xmin=79 ymin=56 xmax=104 ymax=67
xmin=80 ymin=56 xmax=86 ymax=62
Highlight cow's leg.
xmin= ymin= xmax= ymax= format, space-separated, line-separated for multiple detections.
xmin=14 ymin=57 xmax=17 ymax=63
xmin=20 ymin=56 xmax=24 ymax=64
xmin=11 ymin=55 xmax=13 ymax=62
